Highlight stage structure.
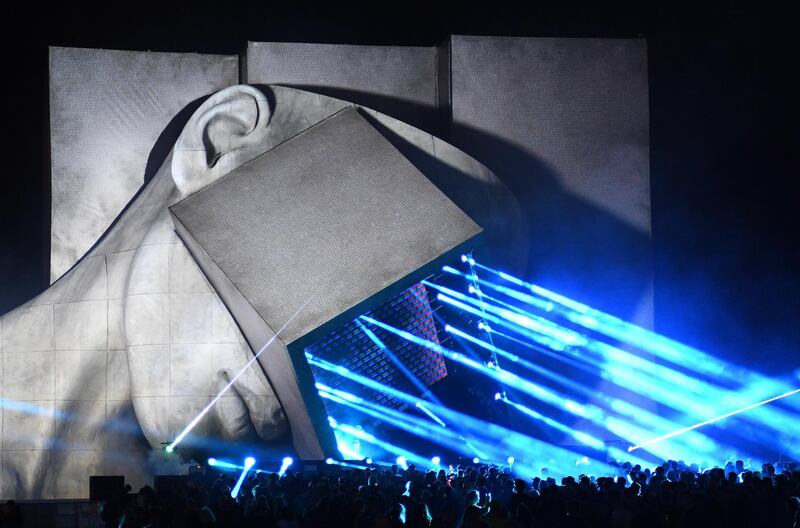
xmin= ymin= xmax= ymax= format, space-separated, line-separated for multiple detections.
xmin=1 ymin=37 xmax=652 ymax=499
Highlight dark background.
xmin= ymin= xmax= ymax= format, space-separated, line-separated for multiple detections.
xmin=1 ymin=4 xmax=797 ymax=376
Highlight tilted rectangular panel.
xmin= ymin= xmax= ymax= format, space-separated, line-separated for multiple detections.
xmin=171 ymin=106 xmax=481 ymax=347
xmin=170 ymin=106 xmax=480 ymax=458
xmin=49 ymin=46 xmax=238 ymax=282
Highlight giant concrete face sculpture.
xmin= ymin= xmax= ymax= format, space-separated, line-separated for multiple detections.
xmin=0 ymin=84 xmax=515 ymax=499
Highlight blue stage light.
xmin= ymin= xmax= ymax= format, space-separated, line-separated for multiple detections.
xmin=337 ymin=440 xmax=363 ymax=460
xmin=473 ymin=457 xmax=480 ymax=464
xmin=467 ymin=259 xmax=799 ymax=400
xmin=361 ymin=315 xmax=594 ymax=418
xmin=446 ymin=324 xmax=596 ymax=398
xmin=312 ymin=352 xmax=620 ymax=477
xmin=278 ymin=456 xmax=294 ymax=476
xmin=231 ymin=457 xmax=256 ymax=498
xmin=330 ymin=419 xmax=428 ymax=467
xmin=169 ymin=300 xmax=311 ymax=451
xmin=434 ymin=275 xmax=800 ymax=461
xmin=507 ymin=456 xmax=515 ymax=464
xmin=326 ymin=457 xmax=334 ymax=464
xmin=204 ymin=458 xmax=245 ymax=471
xmin=431 ymin=456 xmax=441 ymax=465
xmin=499 ymin=396 xmax=606 ymax=451
xmin=396 ymin=456 xmax=408 ymax=470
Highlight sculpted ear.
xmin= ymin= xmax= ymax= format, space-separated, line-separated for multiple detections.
xmin=172 ymin=85 xmax=271 ymax=196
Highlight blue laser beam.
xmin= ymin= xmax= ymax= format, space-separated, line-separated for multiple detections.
xmin=360 ymin=315 xmax=595 ymax=418
xmin=311 ymin=351 xmax=617 ymax=477
xmin=499 ymin=395 xmax=606 ymax=450
xmin=231 ymin=457 xmax=256 ymax=498
xmin=466 ymin=259 xmax=797 ymax=397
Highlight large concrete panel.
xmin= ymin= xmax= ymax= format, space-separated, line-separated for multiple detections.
xmin=49 ymin=47 xmax=238 ymax=282
xmin=246 ymin=42 xmax=440 ymax=132
xmin=449 ymin=35 xmax=652 ymax=327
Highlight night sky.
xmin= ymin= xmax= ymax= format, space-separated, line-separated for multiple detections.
xmin=2 ymin=4 xmax=797 ymax=375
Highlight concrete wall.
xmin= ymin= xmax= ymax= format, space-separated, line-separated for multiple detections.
xmin=448 ymin=35 xmax=652 ymax=328
xmin=49 ymin=47 xmax=238 ymax=282
xmin=245 ymin=42 xmax=441 ymax=133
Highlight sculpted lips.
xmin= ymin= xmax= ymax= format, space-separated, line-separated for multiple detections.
xmin=211 ymin=351 xmax=288 ymax=442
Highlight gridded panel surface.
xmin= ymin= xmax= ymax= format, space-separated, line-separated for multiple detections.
xmin=49 ymin=47 xmax=238 ymax=282
xmin=449 ymin=36 xmax=653 ymax=328
xmin=170 ymin=107 xmax=481 ymax=345
xmin=246 ymin=42 xmax=438 ymax=131
xmin=450 ymin=35 xmax=650 ymax=233
xmin=306 ymin=283 xmax=446 ymax=410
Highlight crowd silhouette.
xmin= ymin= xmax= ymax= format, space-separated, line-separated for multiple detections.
xmin=92 ymin=458 xmax=800 ymax=528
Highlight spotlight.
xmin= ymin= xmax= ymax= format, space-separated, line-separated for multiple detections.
xmin=507 ymin=456 xmax=515 ymax=465
xmin=165 ymin=445 xmax=174 ymax=453
xmin=431 ymin=456 xmax=441 ymax=466
xmin=207 ymin=458 xmax=217 ymax=467
xmin=326 ymin=458 xmax=334 ymax=465
xmin=396 ymin=456 xmax=408 ymax=470
xmin=494 ymin=392 xmax=502 ymax=400
xmin=365 ymin=458 xmax=373 ymax=465
xmin=472 ymin=457 xmax=480 ymax=464
xmin=468 ymin=285 xmax=476 ymax=294
xmin=278 ymin=456 xmax=294 ymax=477
xmin=461 ymin=255 xmax=468 ymax=263
xmin=231 ymin=457 xmax=257 ymax=498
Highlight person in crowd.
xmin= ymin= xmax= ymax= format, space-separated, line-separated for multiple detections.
xmin=93 ymin=457 xmax=799 ymax=528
